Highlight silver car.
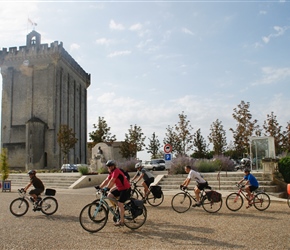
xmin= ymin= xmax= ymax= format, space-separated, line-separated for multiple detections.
xmin=143 ymin=159 xmax=166 ymax=171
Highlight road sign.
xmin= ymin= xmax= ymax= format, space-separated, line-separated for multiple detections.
xmin=164 ymin=144 xmax=172 ymax=153
xmin=164 ymin=153 xmax=172 ymax=161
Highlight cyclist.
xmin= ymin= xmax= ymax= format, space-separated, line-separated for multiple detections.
xmin=238 ymin=168 xmax=259 ymax=207
xmin=131 ymin=162 xmax=155 ymax=200
xmin=23 ymin=170 xmax=45 ymax=203
xmin=180 ymin=165 xmax=209 ymax=207
xmin=97 ymin=160 xmax=131 ymax=226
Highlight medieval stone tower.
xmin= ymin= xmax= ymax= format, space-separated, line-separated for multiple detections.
xmin=0 ymin=30 xmax=90 ymax=170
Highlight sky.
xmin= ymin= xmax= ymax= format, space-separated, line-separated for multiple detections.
xmin=0 ymin=0 xmax=290 ymax=161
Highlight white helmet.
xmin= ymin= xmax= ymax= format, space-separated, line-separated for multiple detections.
xmin=135 ymin=162 xmax=142 ymax=168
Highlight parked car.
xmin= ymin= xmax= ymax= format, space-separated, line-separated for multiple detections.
xmin=143 ymin=159 xmax=166 ymax=171
xmin=61 ymin=164 xmax=78 ymax=173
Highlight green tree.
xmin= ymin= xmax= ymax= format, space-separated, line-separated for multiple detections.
xmin=208 ymin=119 xmax=227 ymax=155
xmin=263 ymin=112 xmax=284 ymax=155
xmin=282 ymin=121 xmax=290 ymax=153
xmin=89 ymin=117 xmax=116 ymax=148
xmin=192 ymin=128 xmax=208 ymax=159
xmin=163 ymin=111 xmax=194 ymax=156
xmin=0 ymin=148 xmax=9 ymax=181
xmin=120 ymin=124 xmax=146 ymax=159
xmin=57 ymin=124 xmax=78 ymax=163
xmin=229 ymin=101 xmax=260 ymax=157
xmin=146 ymin=132 xmax=161 ymax=159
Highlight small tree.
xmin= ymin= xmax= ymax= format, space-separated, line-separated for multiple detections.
xmin=164 ymin=111 xmax=194 ymax=156
xmin=146 ymin=132 xmax=161 ymax=159
xmin=0 ymin=148 xmax=9 ymax=181
xmin=192 ymin=128 xmax=208 ymax=159
xmin=89 ymin=117 xmax=117 ymax=148
xmin=120 ymin=124 xmax=146 ymax=159
xmin=208 ymin=119 xmax=227 ymax=155
xmin=57 ymin=124 xmax=78 ymax=163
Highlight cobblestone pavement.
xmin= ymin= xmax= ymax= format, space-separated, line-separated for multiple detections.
xmin=0 ymin=188 xmax=289 ymax=250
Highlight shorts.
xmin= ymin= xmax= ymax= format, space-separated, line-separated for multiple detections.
xmin=29 ymin=188 xmax=44 ymax=196
xmin=111 ymin=188 xmax=131 ymax=203
xmin=249 ymin=186 xmax=258 ymax=192
xmin=197 ymin=182 xmax=208 ymax=191
xmin=144 ymin=177 xmax=154 ymax=187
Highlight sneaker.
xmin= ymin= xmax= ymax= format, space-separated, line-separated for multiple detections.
xmin=192 ymin=203 xmax=201 ymax=207
xmin=114 ymin=221 xmax=124 ymax=227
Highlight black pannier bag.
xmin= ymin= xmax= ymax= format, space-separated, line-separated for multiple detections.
xmin=129 ymin=198 xmax=144 ymax=218
xmin=206 ymin=191 xmax=221 ymax=202
xmin=45 ymin=189 xmax=56 ymax=196
xmin=150 ymin=185 xmax=163 ymax=199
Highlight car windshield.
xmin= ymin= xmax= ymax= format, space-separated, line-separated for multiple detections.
xmin=153 ymin=160 xmax=165 ymax=164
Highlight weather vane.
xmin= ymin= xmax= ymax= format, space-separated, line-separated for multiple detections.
xmin=28 ymin=18 xmax=37 ymax=30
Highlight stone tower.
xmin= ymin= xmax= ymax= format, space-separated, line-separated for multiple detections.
xmin=0 ymin=30 xmax=90 ymax=170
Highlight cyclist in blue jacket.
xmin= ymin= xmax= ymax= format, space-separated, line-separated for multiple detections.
xmin=238 ymin=168 xmax=259 ymax=202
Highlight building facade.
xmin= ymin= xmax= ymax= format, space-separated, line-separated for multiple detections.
xmin=0 ymin=30 xmax=90 ymax=170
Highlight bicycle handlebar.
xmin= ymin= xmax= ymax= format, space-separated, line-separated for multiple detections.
xmin=236 ymin=183 xmax=245 ymax=188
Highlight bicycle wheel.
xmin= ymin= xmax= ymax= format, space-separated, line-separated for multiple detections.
xmin=79 ymin=202 xmax=108 ymax=233
xmin=253 ymin=192 xmax=271 ymax=211
xmin=171 ymin=192 xmax=192 ymax=213
xmin=40 ymin=197 xmax=58 ymax=215
xmin=201 ymin=195 xmax=223 ymax=213
xmin=288 ymin=194 xmax=290 ymax=208
xmin=123 ymin=202 xmax=147 ymax=230
xmin=226 ymin=193 xmax=243 ymax=211
xmin=147 ymin=192 xmax=164 ymax=207
xmin=9 ymin=198 xmax=29 ymax=217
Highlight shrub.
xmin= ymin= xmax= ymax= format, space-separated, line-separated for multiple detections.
xmin=78 ymin=165 xmax=89 ymax=175
xmin=117 ymin=158 xmax=139 ymax=172
xmin=278 ymin=156 xmax=290 ymax=183
xmin=170 ymin=156 xmax=197 ymax=174
xmin=0 ymin=148 xmax=9 ymax=181
xmin=195 ymin=159 xmax=217 ymax=172
xmin=212 ymin=155 xmax=236 ymax=171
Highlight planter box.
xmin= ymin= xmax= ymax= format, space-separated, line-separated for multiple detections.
xmin=2 ymin=180 xmax=11 ymax=192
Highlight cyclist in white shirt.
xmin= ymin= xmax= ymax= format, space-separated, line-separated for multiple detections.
xmin=180 ymin=165 xmax=208 ymax=207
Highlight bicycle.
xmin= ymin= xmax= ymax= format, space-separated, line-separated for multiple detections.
xmin=130 ymin=182 xmax=164 ymax=207
xmin=226 ymin=184 xmax=271 ymax=211
xmin=9 ymin=188 xmax=58 ymax=217
xmin=171 ymin=186 xmax=223 ymax=214
xmin=79 ymin=188 xmax=147 ymax=233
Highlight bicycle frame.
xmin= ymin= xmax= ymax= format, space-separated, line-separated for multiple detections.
xmin=18 ymin=189 xmax=41 ymax=207
xmin=131 ymin=183 xmax=146 ymax=199
xmin=180 ymin=187 xmax=206 ymax=202
xmin=131 ymin=182 xmax=164 ymax=207
xmin=93 ymin=189 xmax=120 ymax=219
xmin=234 ymin=184 xmax=260 ymax=204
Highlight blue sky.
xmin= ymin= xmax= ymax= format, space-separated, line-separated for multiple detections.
xmin=1 ymin=1 xmax=290 ymax=161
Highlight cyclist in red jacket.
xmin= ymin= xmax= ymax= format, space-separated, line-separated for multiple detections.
xmin=97 ymin=160 xmax=131 ymax=226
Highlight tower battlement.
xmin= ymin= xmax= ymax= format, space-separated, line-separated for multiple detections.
xmin=0 ymin=32 xmax=90 ymax=86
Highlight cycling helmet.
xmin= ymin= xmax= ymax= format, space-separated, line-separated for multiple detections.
xmin=105 ymin=160 xmax=116 ymax=167
xmin=135 ymin=162 xmax=142 ymax=168
xmin=28 ymin=170 xmax=36 ymax=175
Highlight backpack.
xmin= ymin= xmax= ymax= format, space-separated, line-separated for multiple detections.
xmin=150 ymin=185 xmax=163 ymax=199
xmin=129 ymin=198 xmax=144 ymax=218
xmin=206 ymin=191 xmax=222 ymax=202
xmin=119 ymin=168 xmax=130 ymax=181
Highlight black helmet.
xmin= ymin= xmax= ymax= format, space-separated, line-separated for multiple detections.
xmin=105 ymin=160 xmax=116 ymax=167
xmin=28 ymin=170 xmax=36 ymax=175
